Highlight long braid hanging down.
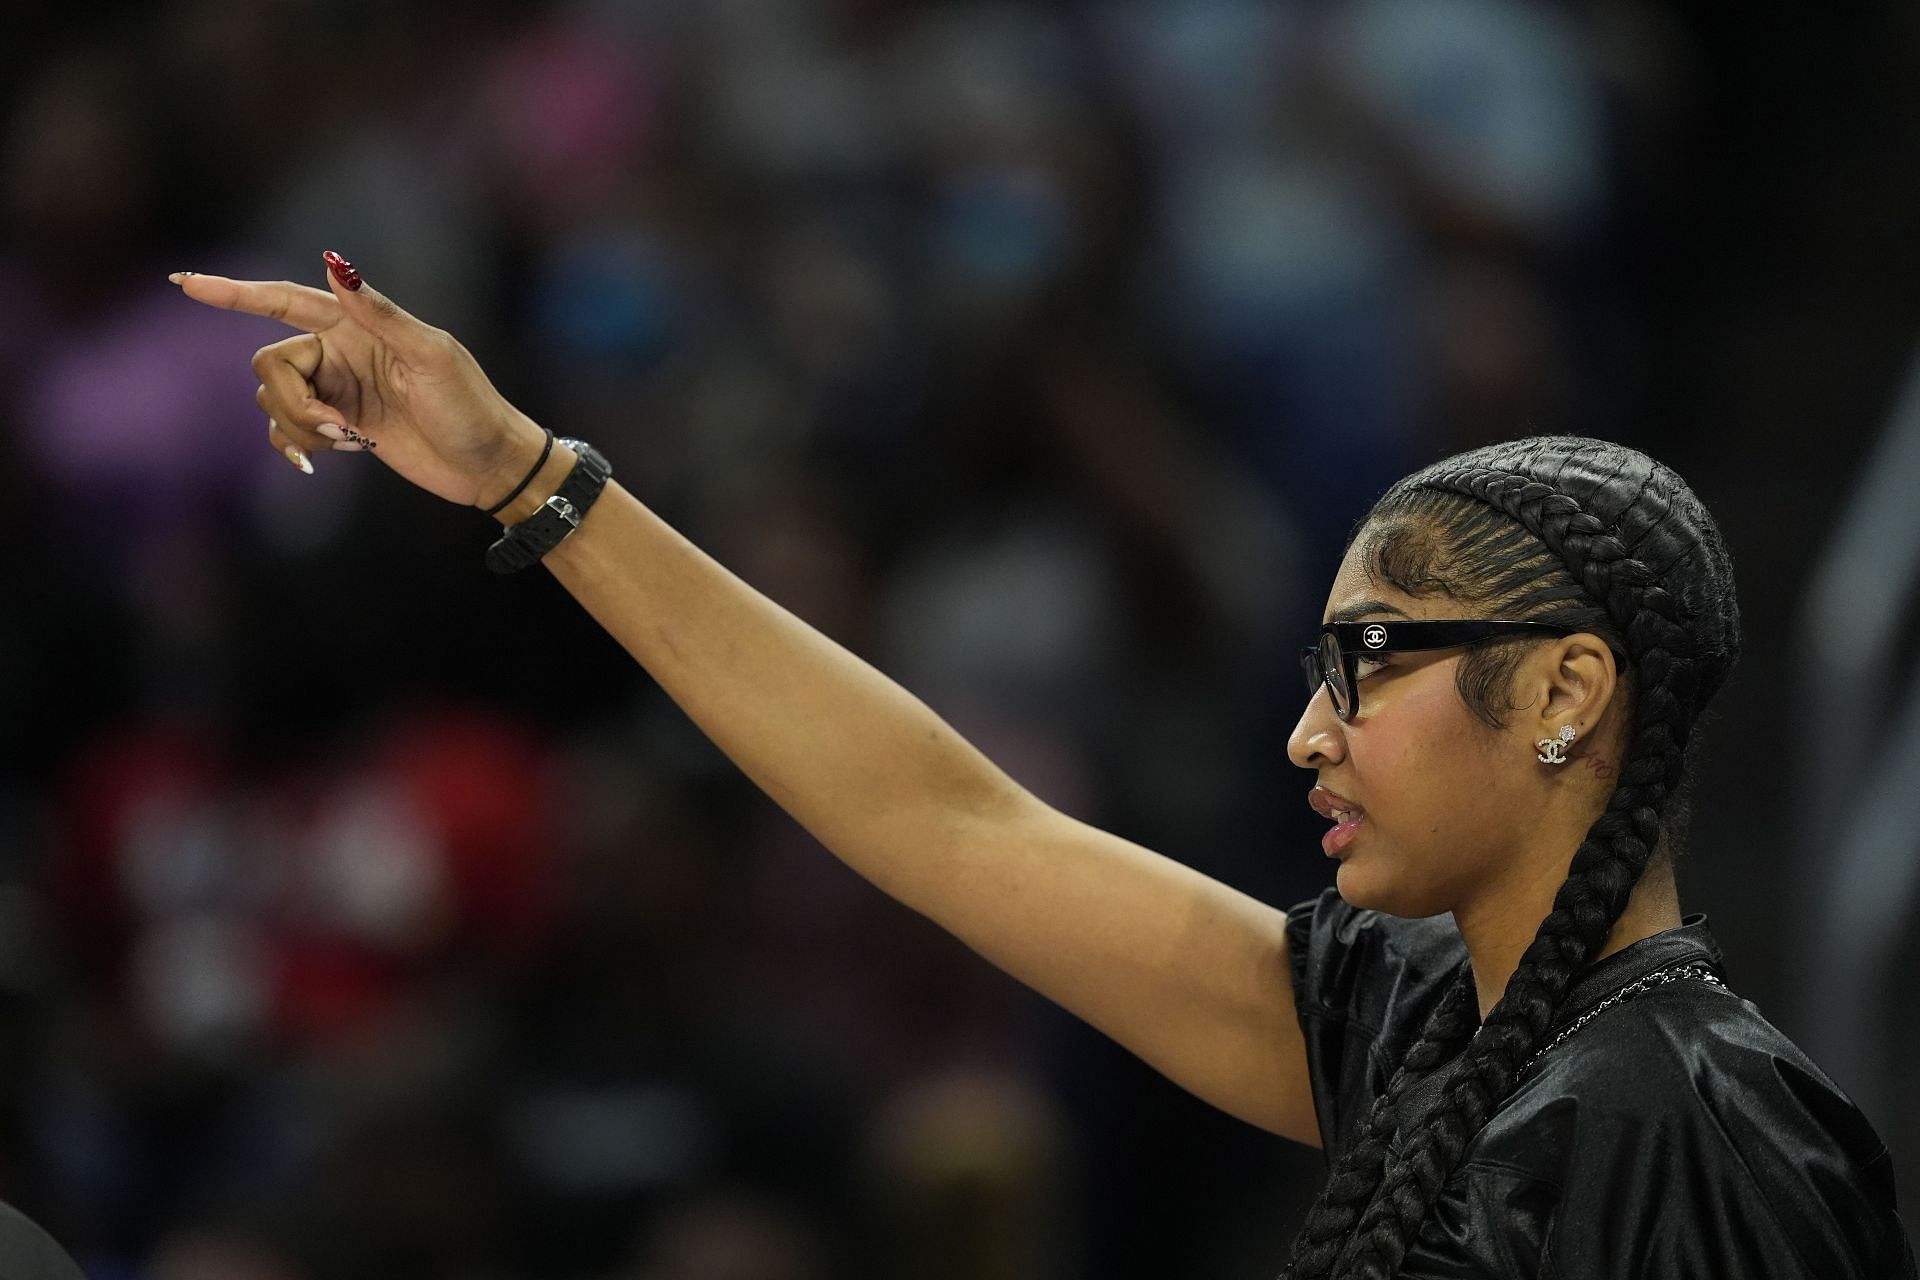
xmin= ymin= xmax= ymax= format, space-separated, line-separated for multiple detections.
xmin=1282 ymin=965 xmax=1481 ymax=1275
xmin=1282 ymin=437 xmax=1741 ymax=1280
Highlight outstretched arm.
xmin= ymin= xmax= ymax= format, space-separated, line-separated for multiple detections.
xmin=174 ymin=256 xmax=1322 ymax=1147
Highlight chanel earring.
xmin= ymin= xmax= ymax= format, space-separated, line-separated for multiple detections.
xmin=1528 ymin=725 xmax=1574 ymax=767
xmin=1536 ymin=725 xmax=1576 ymax=764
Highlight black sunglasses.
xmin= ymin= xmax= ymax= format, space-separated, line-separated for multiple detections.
xmin=1300 ymin=619 xmax=1575 ymax=722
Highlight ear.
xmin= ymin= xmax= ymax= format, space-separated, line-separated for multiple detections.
xmin=1520 ymin=633 xmax=1618 ymax=745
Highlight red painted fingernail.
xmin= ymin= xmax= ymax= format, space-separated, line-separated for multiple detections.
xmin=323 ymin=250 xmax=362 ymax=292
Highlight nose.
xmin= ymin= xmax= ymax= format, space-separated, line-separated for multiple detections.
xmin=1287 ymin=683 xmax=1347 ymax=770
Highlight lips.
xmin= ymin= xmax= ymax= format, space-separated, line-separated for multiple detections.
xmin=1309 ymin=786 xmax=1366 ymax=857
xmin=1308 ymin=786 xmax=1364 ymax=823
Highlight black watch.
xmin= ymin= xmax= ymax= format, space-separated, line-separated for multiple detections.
xmin=485 ymin=438 xmax=612 ymax=574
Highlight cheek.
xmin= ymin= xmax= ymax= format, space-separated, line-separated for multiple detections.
xmin=1351 ymin=681 xmax=1504 ymax=847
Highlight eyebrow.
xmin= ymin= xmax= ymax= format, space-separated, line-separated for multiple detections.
xmin=1326 ymin=599 xmax=1412 ymax=624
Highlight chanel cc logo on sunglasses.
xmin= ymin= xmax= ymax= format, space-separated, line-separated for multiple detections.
xmin=1362 ymin=624 xmax=1388 ymax=648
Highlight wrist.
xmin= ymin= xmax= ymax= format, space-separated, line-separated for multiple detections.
xmin=481 ymin=437 xmax=611 ymax=575
xmin=493 ymin=438 xmax=579 ymax=526
xmin=474 ymin=417 xmax=547 ymax=513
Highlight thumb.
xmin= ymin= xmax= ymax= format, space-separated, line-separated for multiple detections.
xmin=321 ymin=249 xmax=439 ymax=357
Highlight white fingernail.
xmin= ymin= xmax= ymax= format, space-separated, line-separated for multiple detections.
xmin=331 ymin=440 xmax=366 ymax=452
xmin=314 ymin=423 xmax=346 ymax=441
xmin=283 ymin=445 xmax=314 ymax=474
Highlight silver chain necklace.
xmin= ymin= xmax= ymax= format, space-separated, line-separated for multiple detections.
xmin=1519 ymin=961 xmax=1727 ymax=1076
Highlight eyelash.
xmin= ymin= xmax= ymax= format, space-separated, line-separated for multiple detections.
xmin=1354 ymin=655 xmax=1390 ymax=679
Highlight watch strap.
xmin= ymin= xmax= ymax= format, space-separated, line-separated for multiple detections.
xmin=485 ymin=438 xmax=612 ymax=574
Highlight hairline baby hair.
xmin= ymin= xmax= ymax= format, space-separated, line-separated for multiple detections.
xmin=1282 ymin=436 xmax=1741 ymax=1279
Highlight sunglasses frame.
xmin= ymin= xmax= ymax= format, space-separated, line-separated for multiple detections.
xmin=1300 ymin=619 xmax=1576 ymax=722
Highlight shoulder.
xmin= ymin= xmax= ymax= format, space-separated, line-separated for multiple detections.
xmin=1465 ymin=983 xmax=1915 ymax=1278
xmin=1283 ymin=887 xmax=1469 ymax=1156
xmin=1283 ymin=886 xmax=1465 ymax=1029
xmin=1503 ymin=981 xmax=1877 ymax=1151
xmin=0 ymin=1200 xmax=84 ymax=1280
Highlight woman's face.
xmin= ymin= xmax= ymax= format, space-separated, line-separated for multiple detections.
xmin=1286 ymin=535 xmax=1548 ymax=919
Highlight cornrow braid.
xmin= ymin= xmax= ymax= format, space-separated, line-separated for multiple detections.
xmin=1282 ymin=438 xmax=1739 ymax=1280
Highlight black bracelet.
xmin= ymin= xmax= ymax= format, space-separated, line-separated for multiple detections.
xmin=482 ymin=428 xmax=554 ymax=516
xmin=485 ymin=438 xmax=612 ymax=573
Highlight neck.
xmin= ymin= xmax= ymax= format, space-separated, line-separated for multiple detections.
xmin=1453 ymin=856 xmax=1681 ymax=1022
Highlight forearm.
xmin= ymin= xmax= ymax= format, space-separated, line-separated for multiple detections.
xmin=493 ymin=440 xmax=1028 ymax=909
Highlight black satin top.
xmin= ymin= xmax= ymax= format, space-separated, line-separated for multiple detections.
xmin=1285 ymin=888 xmax=1918 ymax=1278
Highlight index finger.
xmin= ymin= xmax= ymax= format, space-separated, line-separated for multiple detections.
xmin=169 ymin=273 xmax=343 ymax=334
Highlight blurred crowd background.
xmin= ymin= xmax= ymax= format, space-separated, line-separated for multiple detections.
xmin=2 ymin=0 xmax=1917 ymax=1276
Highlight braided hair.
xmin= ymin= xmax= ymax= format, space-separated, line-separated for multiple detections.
xmin=1283 ymin=436 xmax=1741 ymax=1279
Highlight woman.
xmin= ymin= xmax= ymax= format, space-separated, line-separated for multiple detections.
xmin=172 ymin=253 xmax=1916 ymax=1278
